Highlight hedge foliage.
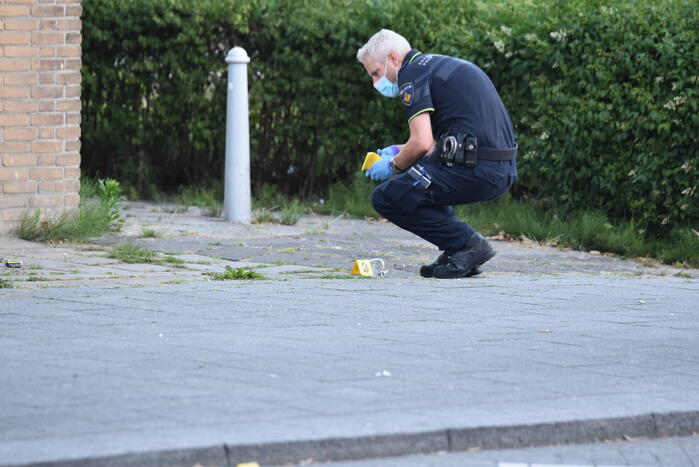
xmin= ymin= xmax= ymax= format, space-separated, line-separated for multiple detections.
xmin=81 ymin=0 xmax=698 ymax=234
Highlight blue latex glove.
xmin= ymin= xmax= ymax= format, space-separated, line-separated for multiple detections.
xmin=377 ymin=145 xmax=400 ymax=157
xmin=365 ymin=156 xmax=394 ymax=181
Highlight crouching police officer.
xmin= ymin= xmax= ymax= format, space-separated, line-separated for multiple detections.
xmin=357 ymin=29 xmax=517 ymax=279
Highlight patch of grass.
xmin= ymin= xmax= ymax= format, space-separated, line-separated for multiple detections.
xmin=675 ymin=271 xmax=693 ymax=279
xmin=278 ymin=247 xmax=298 ymax=254
xmin=26 ymin=276 xmax=50 ymax=282
xmin=207 ymin=265 xmax=266 ymax=281
xmin=172 ymin=185 xmax=223 ymax=217
xmin=29 ymin=265 xmax=42 ymax=270
xmin=317 ymin=172 xmax=376 ymax=218
xmin=253 ymin=183 xmax=284 ymax=209
xmin=253 ymin=207 xmax=277 ymax=224
xmin=162 ymin=255 xmax=186 ymax=266
xmin=108 ymin=241 xmax=158 ymax=264
xmin=18 ymin=177 xmax=125 ymax=243
xmin=141 ymin=227 xmax=162 ymax=238
xmin=280 ymin=200 xmax=305 ymax=225
xmin=162 ymin=205 xmax=189 ymax=214
xmin=0 ymin=278 xmax=14 ymax=289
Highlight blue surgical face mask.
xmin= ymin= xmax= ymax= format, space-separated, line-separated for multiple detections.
xmin=374 ymin=59 xmax=399 ymax=98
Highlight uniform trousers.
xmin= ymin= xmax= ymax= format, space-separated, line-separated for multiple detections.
xmin=371 ymin=156 xmax=514 ymax=254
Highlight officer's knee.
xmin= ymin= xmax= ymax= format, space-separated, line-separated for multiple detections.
xmin=371 ymin=186 xmax=390 ymax=216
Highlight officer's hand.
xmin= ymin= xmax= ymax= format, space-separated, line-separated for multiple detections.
xmin=377 ymin=145 xmax=400 ymax=158
xmin=365 ymin=156 xmax=394 ymax=181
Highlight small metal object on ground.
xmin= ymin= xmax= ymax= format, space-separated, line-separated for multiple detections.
xmin=5 ymin=260 xmax=22 ymax=268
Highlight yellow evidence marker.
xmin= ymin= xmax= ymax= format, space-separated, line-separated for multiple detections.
xmin=351 ymin=259 xmax=374 ymax=277
xmin=361 ymin=151 xmax=382 ymax=171
xmin=236 ymin=463 xmax=260 ymax=467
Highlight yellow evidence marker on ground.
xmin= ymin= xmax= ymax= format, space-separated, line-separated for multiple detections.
xmin=361 ymin=151 xmax=382 ymax=171
xmin=351 ymin=259 xmax=375 ymax=276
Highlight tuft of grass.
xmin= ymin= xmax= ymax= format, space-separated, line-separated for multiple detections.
xmin=173 ymin=185 xmax=223 ymax=217
xmin=280 ymin=200 xmax=305 ymax=225
xmin=141 ymin=227 xmax=162 ymax=238
xmin=18 ymin=177 xmax=125 ymax=243
xmin=108 ymin=241 xmax=158 ymax=264
xmin=253 ymin=183 xmax=284 ymax=209
xmin=0 ymin=278 xmax=14 ymax=289
xmin=317 ymin=172 xmax=375 ymax=218
xmin=208 ymin=265 xmax=265 ymax=281
xmin=253 ymin=207 xmax=277 ymax=224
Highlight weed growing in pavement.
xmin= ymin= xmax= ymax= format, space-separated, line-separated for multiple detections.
xmin=0 ymin=278 xmax=14 ymax=289
xmin=109 ymin=241 xmax=158 ymax=263
xmin=280 ymin=200 xmax=305 ymax=225
xmin=140 ymin=227 xmax=162 ymax=238
xmin=207 ymin=266 xmax=265 ymax=281
xmin=253 ymin=207 xmax=276 ymax=224
xmin=18 ymin=177 xmax=126 ymax=243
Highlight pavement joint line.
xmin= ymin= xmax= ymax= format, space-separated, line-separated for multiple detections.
xmin=5 ymin=410 xmax=699 ymax=467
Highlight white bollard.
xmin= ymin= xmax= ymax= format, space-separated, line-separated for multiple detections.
xmin=224 ymin=47 xmax=251 ymax=224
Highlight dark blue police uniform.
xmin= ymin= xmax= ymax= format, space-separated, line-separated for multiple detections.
xmin=371 ymin=49 xmax=517 ymax=254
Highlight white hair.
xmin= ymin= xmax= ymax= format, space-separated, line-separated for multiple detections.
xmin=356 ymin=29 xmax=411 ymax=63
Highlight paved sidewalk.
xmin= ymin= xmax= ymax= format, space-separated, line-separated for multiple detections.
xmin=1 ymin=203 xmax=698 ymax=467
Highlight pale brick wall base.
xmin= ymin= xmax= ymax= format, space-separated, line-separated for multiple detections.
xmin=0 ymin=0 xmax=82 ymax=235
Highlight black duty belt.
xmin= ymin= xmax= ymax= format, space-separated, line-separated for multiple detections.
xmin=440 ymin=134 xmax=517 ymax=168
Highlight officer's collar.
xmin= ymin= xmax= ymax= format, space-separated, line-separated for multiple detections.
xmin=401 ymin=49 xmax=422 ymax=68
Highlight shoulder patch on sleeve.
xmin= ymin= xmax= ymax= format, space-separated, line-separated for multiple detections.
xmin=399 ymin=82 xmax=414 ymax=106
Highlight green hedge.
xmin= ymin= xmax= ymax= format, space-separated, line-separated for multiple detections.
xmin=81 ymin=0 xmax=698 ymax=234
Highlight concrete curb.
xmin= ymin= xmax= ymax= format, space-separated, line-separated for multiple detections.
xmin=7 ymin=410 xmax=699 ymax=467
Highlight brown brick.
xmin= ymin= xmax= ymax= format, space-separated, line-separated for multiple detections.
xmin=40 ymin=20 xmax=57 ymax=31
xmin=0 ymin=207 xmax=27 ymax=222
xmin=39 ymin=46 xmax=55 ymax=57
xmin=31 ymin=5 xmax=64 ymax=16
xmin=3 ymin=181 xmax=36 ymax=194
xmin=3 ymin=46 xmax=37 ymax=57
xmin=65 ymin=58 xmax=80 ymax=70
xmin=0 ymin=168 xmax=30 ymax=181
xmin=39 ymin=101 xmax=55 ymax=111
xmin=3 ymin=155 xmax=36 ymax=166
xmin=0 ymin=142 xmax=30 ymax=154
xmin=65 ymin=4 xmax=82 ymax=17
xmin=57 ymin=19 xmax=80 ymax=31
xmin=3 ymin=101 xmax=37 ymax=113
xmin=56 ymin=153 xmax=80 ymax=166
xmin=55 ymin=179 xmax=80 ymax=192
xmin=54 ymin=71 xmax=79 ymax=85
xmin=31 ymin=113 xmax=63 ymax=126
xmin=57 ymin=126 xmax=80 ymax=139
xmin=31 ymin=167 xmax=62 ymax=180
xmin=57 ymin=0 xmax=81 ymax=3
xmin=0 ymin=86 xmax=30 ymax=98
xmin=66 ymin=32 xmax=80 ymax=44
xmin=38 ymin=128 xmax=55 ymax=139
xmin=64 ymin=139 xmax=80 ymax=151
xmin=64 ymin=167 xmax=79 ymax=178
xmin=0 ymin=32 xmax=30 ymax=45
xmin=31 ymin=141 xmax=62 ymax=154
xmin=64 ymin=85 xmax=80 ymax=98
xmin=57 ymin=45 xmax=80 ymax=57
xmin=0 ymin=59 xmax=30 ymax=72
xmin=38 ymin=154 xmax=55 ymax=165
xmin=4 ymin=72 xmax=37 ymax=85
xmin=31 ymin=59 xmax=64 ymax=71
xmin=38 ymin=181 xmax=56 ymax=192
xmin=64 ymin=193 xmax=80 ymax=206
xmin=30 ymin=85 xmax=62 ymax=98
xmin=0 ymin=114 xmax=30 ymax=126
xmin=39 ymin=72 xmax=56 ymax=84
xmin=4 ymin=0 xmax=40 ymax=4
xmin=0 ymin=196 xmax=29 ymax=210
xmin=31 ymin=195 xmax=63 ymax=207
xmin=32 ymin=32 xmax=62 ymax=44
xmin=0 ymin=6 xmax=30 ymax=17
xmin=4 ymin=127 xmax=37 ymax=141
xmin=5 ymin=19 xmax=38 ymax=31
xmin=56 ymin=99 xmax=79 ymax=111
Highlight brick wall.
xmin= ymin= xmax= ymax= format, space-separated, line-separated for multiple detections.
xmin=0 ymin=0 xmax=82 ymax=235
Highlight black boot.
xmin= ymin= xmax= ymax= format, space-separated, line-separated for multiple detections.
xmin=420 ymin=251 xmax=483 ymax=278
xmin=433 ymin=233 xmax=495 ymax=279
